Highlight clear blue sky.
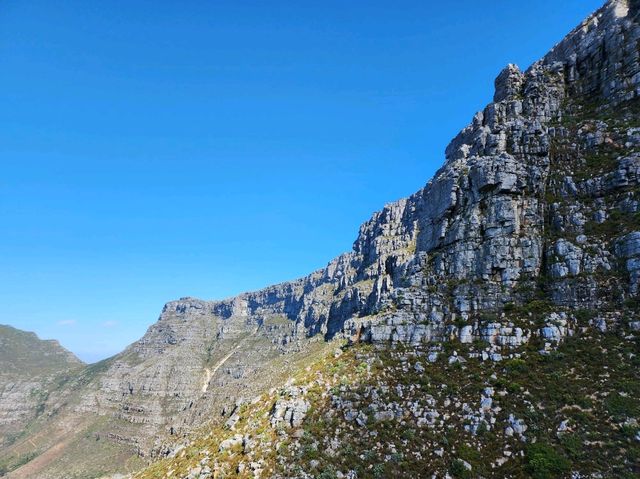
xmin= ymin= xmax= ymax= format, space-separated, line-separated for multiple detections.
xmin=0 ymin=0 xmax=603 ymax=362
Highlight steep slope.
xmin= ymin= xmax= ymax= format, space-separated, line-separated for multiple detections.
xmin=131 ymin=1 xmax=640 ymax=477
xmin=0 ymin=325 xmax=83 ymax=465
xmin=135 ymin=329 xmax=639 ymax=478
xmin=2 ymin=0 xmax=640 ymax=477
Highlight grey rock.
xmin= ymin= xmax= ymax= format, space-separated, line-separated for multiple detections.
xmin=270 ymin=386 xmax=310 ymax=429
xmin=218 ymin=434 xmax=244 ymax=452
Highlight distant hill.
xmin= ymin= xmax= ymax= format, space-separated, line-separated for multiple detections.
xmin=0 ymin=325 xmax=83 ymax=453
xmin=0 ymin=325 xmax=83 ymax=375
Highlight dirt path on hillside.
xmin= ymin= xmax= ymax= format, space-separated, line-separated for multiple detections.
xmin=201 ymin=331 xmax=257 ymax=393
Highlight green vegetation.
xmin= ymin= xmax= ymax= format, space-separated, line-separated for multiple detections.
xmin=525 ymin=442 xmax=571 ymax=479
xmin=584 ymin=209 xmax=640 ymax=237
xmin=261 ymin=314 xmax=292 ymax=327
xmin=449 ymin=458 xmax=472 ymax=478
xmin=0 ymin=451 xmax=37 ymax=476
xmin=605 ymin=392 xmax=640 ymax=419
xmin=574 ymin=144 xmax=622 ymax=181
xmin=132 ymin=314 xmax=640 ymax=479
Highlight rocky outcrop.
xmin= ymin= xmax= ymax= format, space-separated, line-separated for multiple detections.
xmin=270 ymin=385 xmax=310 ymax=429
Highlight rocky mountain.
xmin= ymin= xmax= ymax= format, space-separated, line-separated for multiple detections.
xmin=1 ymin=0 xmax=639 ymax=477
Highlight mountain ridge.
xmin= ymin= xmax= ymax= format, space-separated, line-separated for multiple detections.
xmin=0 ymin=324 xmax=84 ymax=461
xmin=1 ymin=1 xmax=639 ymax=477
xmin=140 ymin=0 xmax=640 ymax=337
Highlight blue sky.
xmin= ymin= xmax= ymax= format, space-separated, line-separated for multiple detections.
xmin=0 ymin=0 xmax=603 ymax=362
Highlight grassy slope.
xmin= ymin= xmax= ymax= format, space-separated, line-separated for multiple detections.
xmin=132 ymin=316 xmax=639 ymax=478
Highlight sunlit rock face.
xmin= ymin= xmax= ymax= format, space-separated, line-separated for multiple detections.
xmin=71 ymin=0 xmax=640 ymax=454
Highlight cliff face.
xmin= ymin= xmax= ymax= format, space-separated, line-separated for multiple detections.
xmin=2 ymin=1 xmax=640 ymax=478
xmin=346 ymin=0 xmax=640 ymax=344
